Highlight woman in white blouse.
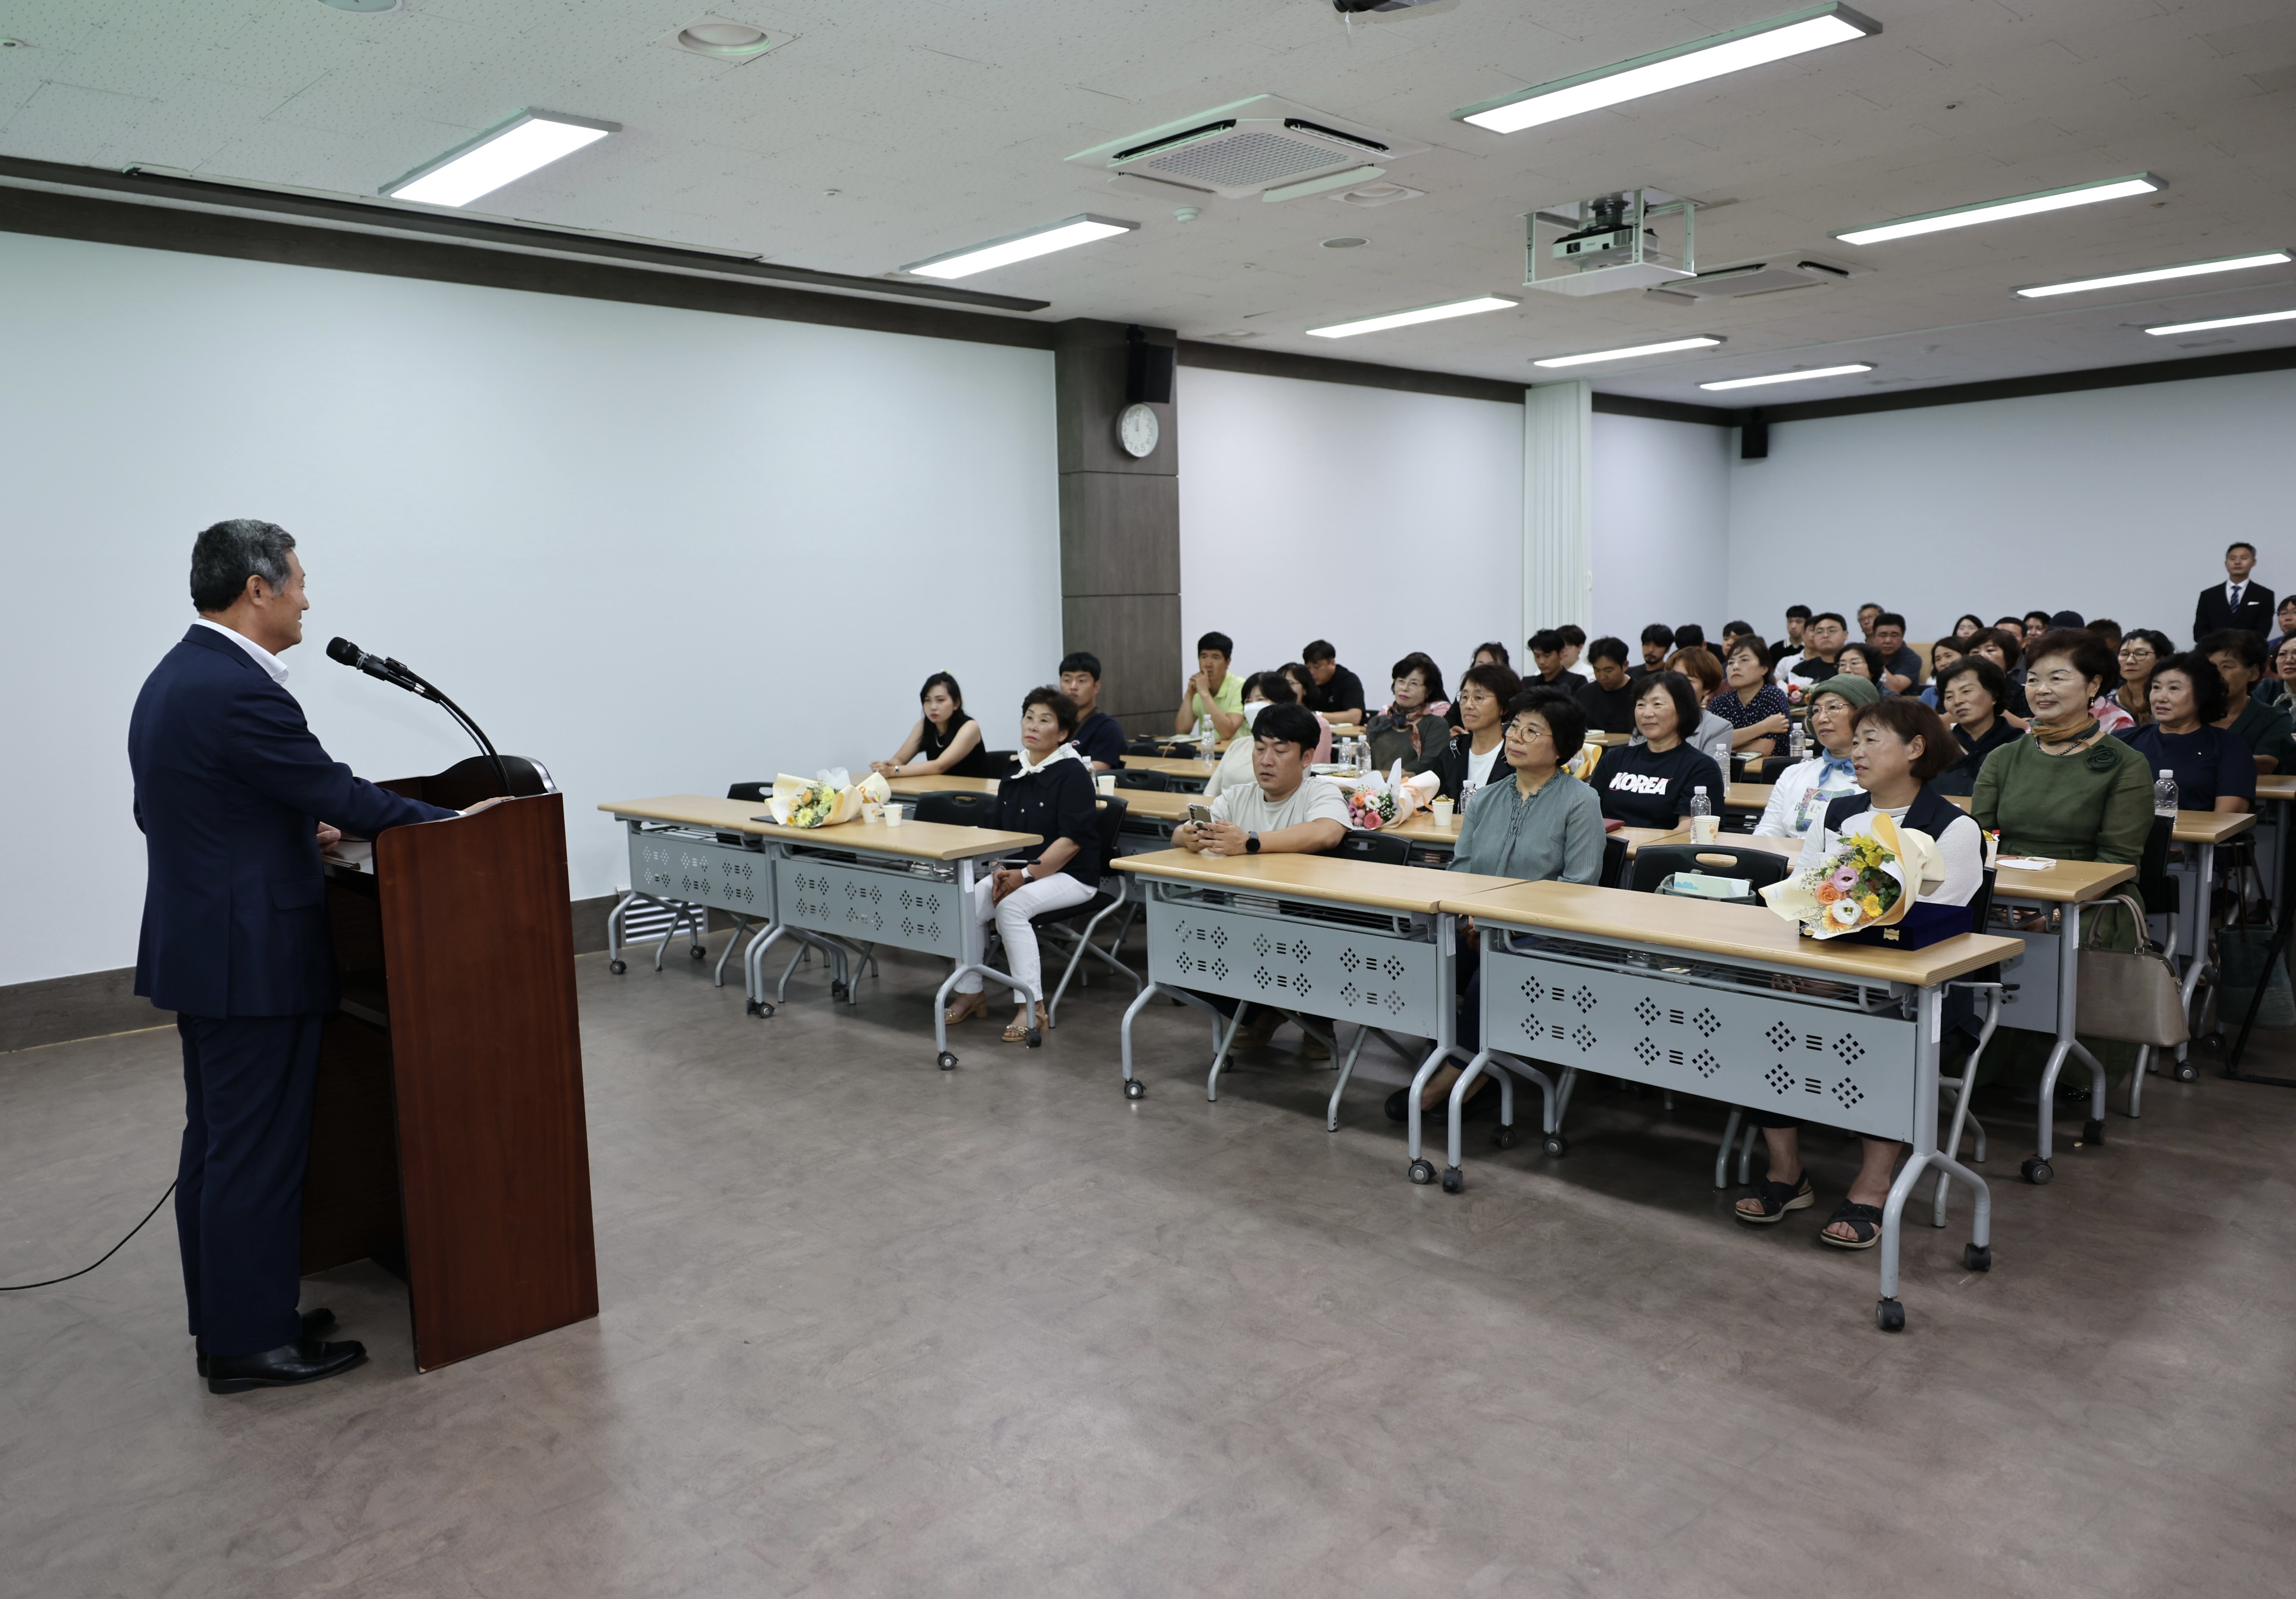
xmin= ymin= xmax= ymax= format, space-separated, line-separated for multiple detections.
xmin=1736 ymin=697 xmax=1985 ymax=1248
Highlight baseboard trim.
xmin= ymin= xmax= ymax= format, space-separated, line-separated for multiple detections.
xmin=2 ymin=893 xmax=628 ymax=1053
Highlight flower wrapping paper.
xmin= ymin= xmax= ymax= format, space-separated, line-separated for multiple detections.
xmin=768 ymin=768 xmax=891 ymax=828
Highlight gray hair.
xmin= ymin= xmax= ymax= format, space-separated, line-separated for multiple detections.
xmin=189 ymin=519 xmax=296 ymax=612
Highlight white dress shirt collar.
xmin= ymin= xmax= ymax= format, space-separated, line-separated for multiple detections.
xmin=194 ymin=618 xmax=289 ymax=684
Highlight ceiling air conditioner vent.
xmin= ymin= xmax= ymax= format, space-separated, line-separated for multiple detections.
xmin=1649 ymin=256 xmax=1868 ymax=303
xmin=1070 ymin=96 xmax=1426 ymax=201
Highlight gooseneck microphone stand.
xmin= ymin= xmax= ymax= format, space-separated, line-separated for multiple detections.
xmin=326 ymin=637 xmax=513 ymax=799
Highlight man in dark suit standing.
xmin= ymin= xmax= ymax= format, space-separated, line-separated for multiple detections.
xmin=2195 ymin=540 xmax=2274 ymax=644
xmin=130 ymin=520 xmax=464 ymax=1394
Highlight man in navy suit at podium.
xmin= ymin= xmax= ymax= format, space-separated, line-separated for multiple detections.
xmin=129 ymin=520 xmax=461 ymax=1394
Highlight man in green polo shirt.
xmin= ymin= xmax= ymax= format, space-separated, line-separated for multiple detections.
xmin=1174 ymin=629 xmax=1246 ymax=739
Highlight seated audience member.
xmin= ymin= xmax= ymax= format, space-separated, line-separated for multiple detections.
xmin=1365 ymin=653 xmax=1452 ymax=775
xmin=1673 ymin=623 xmax=1723 ymax=667
xmin=1651 ymin=647 xmax=1734 ymax=769
xmin=1179 ymin=705 xmax=1349 ymax=859
xmin=2270 ymin=597 xmax=2296 ymax=656
xmin=2022 ymin=611 xmax=2053 ymax=646
xmin=1300 ymin=640 xmax=1368 ymax=723
xmin=2088 ymin=618 xmax=2124 ymax=652
xmin=2050 ymin=609 xmax=2086 ymax=631
xmin=873 ymin=671 xmax=1002 ymax=779
xmin=1595 ymin=671 xmax=1726 ymax=831
xmin=2118 ymin=655 xmax=2254 ymax=813
xmin=1736 ymin=698 xmax=1985 ymax=1246
xmin=1557 ymin=624 xmax=1592 ymax=680
xmin=1711 ymin=637 xmax=1792 ymax=755
xmin=1781 ymin=611 xmax=1849 ymax=686
xmin=1448 ymin=639 xmax=1524 ymax=729
xmin=1634 ymin=623 xmax=1675 ymax=675
xmin=1754 ymin=675 xmax=1876 ymax=836
xmin=1869 ymin=612 xmax=1921 ymax=692
xmin=1919 ymin=639 xmax=1965 ymax=708
xmin=1991 ymin=614 xmax=2024 ymax=634
xmin=1833 ymin=640 xmax=1890 ymax=691
xmin=1057 ymin=651 xmax=1126 ymax=771
xmin=1721 ymin=620 xmax=1759 ymax=657
xmin=2111 ymin=629 xmax=2171 ymax=726
xmin=1972 ymin=629 xmax=2152 ymax=867
xmin=1856 ymin=602 xmax=1884 ymax=641
xmin=2202 ymin=629 xmax=2296 ymax=773
xmin=2267 ymin=635 xmax=2296 ymax=717
xmin=1966 ymin=627 xmax=2031 ymax=720
xmin=1524 ymin=630 xmax=1575 ymax=688
xmin=941 ymin=688 xmax=1100 ymax=1043
xmin=1432 ymin=660 xmax=1523 ymax=807
xmin=1204 ymin=675 xmax=1270 ymax=799
xmin=1952 ymin=614 xmax=1985 ymax=644
xmin=1392 ymin=687 xmax=1607 ymax=1121
xmin=1575 ymin=636 xmax=1639 ymax=735
xmin=1933 ymin=656 xmax=2020 ymax=797
xmin=1175 ymin=630 xmax=1246 ymax=739
xmin=1179 ymin=703 xmax=1352 ymax=1058
xmin=1276 ymin=663 xmax=1341 ymax=755
xmin=1771 ymin=605 xmax=1811 ymax=668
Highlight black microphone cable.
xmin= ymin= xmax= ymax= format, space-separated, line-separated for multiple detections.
xmin=0 ymin=1181 xmax=176 ymax=1291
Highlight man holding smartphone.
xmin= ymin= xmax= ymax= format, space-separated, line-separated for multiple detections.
xmin=1176 ymin=704 xmax=1349 ymax=857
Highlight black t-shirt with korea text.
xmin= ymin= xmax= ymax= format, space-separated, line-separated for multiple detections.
xmin=1595 ymin=740 xmax=1726 ymax=831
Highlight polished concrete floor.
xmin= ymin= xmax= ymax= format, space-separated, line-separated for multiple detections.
xmin=6 ymin=930 xmax=2296 ymax=1598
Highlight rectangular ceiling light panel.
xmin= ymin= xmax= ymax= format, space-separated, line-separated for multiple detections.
xmin=1454 ymin=4 xmax=1879 ymax=135
xmin=1700 ymin=363 xmax=1873 ymax=390
xmin=2016 ymin=250 xmax=2292 ymax=298
xmin=2145 ymin=308 xmax=2296 ymax=336
xmin=1836 ymin=174 xmax=2161 ymax=246
xmin=384 ymin=111 xmax=620 ymax=208
xmin=1306 ymin=295 xmax=1518 ymax=338
xmin=901 ymin=215 xmax=1139 ymax=280
xmin=1533 ymin=336 xmax=1722 ymax=368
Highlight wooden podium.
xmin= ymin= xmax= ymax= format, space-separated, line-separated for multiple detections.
xmin=306 ymin=775 xmax=599 ymax=1371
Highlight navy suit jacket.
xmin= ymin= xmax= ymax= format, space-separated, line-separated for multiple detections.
xmin=129 ymin=626 xmax=457 ymax=1017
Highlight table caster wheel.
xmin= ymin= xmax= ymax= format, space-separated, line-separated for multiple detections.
xmin=691 ymin=946 xmax=708 ymax=961
xmin=1124 ymin=1078 xmax=1146 ymax=1100
xmin=2174 ymin=1060 xmax=2198 ymax=1083
xmin=1440 ymin=1167 xmax=1463 ymax=1194
xmin=1408 ymin=1159 xmax=1434 ymax=1185
xmin=937 ymin=1051 xmax=957 ymax=1071
xmin=1026 ymin=1029 xmax=1043 ymax=1049
xmin=2079 ymin=1118 xmax=2105 ymax=1147
xmin=1964 ymin=1243 xmax=1992 ymax=1272
xmin=1875 ymin=1298 xmax=1905 ymax=1333
xmin=830 ymin=981 xmax=848 ymax=1000
xmin=609 ymin=959 xmax=627 ymax=975
xmin=745 ymin=999 xmax=775 ymax=1018
xmin=1491 ymin=1125 xmax=1518 ymax=1150
xmin=1543 ymin=1133 xmax=1569 ymax=1157
xmin=2021 ymin=1157 xmax=2052 ymax=1185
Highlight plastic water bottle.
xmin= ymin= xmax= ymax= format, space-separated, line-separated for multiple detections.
xmin=2154 ymin=768 xmax=2178 ymax=818
xmin=1789 ymin=718 xmax=1808 ymax=760
xmin=1690 ymin=785 xmax=1717 ymax=842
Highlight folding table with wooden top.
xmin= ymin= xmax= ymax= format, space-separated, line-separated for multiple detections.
xmin=1436 ymin=879 xmax=2023 ymax=1332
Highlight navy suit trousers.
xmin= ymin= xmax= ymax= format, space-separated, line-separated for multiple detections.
xmin=173 ymin=1013 xmax=324 ymax=1357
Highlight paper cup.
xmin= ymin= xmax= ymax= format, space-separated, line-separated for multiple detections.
xmin=1095 ymin=774 xmax=1115 ymax=795
xmin=884 ymin=803 xmax=907 ymax=828
xmin=862 ymin=801 xmax=884 ymax=824
xmin=1431 ymin=798 xmax=1455 ymax=828
xmin=1691 ymin=814 xmax=1720 ymax=844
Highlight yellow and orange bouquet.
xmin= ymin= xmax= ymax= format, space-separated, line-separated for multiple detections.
xmin=1758 ymin=813 xmax=1942 ymax=940
xmin=767 ymin=768 xmax=890 ymax=828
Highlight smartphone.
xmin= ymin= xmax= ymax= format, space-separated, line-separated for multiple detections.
xmin=1186 ymin=803 xmax=1214 ymax=827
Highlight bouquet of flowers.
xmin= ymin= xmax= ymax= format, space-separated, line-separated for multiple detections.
xmin=1339 ymin=761 xmax=1439 ymax=831
xmin=1758 ymin=812 xmax=1942 ymax=940
xmin=768 ymin=767 xmax=890 ymax=828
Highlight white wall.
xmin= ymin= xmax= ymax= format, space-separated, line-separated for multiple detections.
xmin=1726 ymin=368 xmax=2296 ymax=644
xmin=1586 ymin=412 xmax=1734 ymax=647
xmin=1176 ymin=365 xmax=1523 ymax=700
xmin=0 ymin=231 xmax=1059 ymax=989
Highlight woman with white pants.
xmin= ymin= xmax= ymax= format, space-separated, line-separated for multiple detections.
xmin=944 ymin=686 xmax=1101 ymax=1043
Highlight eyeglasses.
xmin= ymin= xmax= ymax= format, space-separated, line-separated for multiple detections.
xmin=2118 ymin=646 xmax=2152 ymax=657
xmin=1504 ymin=721 xmax=1553 ymax=742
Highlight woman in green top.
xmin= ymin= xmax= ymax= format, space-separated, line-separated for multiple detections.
xmin=1971 ymin=628 xmax=2153 ymax=1103
xmin=1386 ymin=686 xmax=1606 ymax=1122
xmin=2201 ymin=628 xmax=2296 ymax=775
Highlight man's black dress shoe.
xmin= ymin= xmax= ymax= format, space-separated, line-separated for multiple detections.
xmin=196 ymin=1308 xmax=336 ymax=1377
xmin=205 ymin=1336 xmax=367 ymax=1395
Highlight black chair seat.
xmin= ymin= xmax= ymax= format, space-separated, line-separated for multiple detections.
xmin=912 ymin=790 xmax=1001 ymax=828
xmin=1628 ymin=843 xmax=1792 ymax=896
xmin=1330 ymin=828 xmax=1410 ymax=867
xmin=1114 ymin=770 xmax=1170 ymax=792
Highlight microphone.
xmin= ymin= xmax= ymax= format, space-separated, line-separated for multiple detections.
xmin=327 ymin=636 xmax=512 ymax=801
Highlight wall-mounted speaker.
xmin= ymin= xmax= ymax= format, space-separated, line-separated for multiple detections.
xmin=1739 ymin=409 xmax=1769 ymax=460
xmin=1126 ymin=326 xmax=1174 ymax=406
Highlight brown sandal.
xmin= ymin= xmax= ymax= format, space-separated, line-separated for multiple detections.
xmin=1002 ymin=1002 xmax=1045 ymax=1043
xmin=944 ymin=992 xmax=988 ymax=1026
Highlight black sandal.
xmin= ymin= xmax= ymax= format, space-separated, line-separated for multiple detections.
xmin=1818 ymin=1201 xmax=1885 ymax=1250
xmin=1734 ymin=1176 xmax=1814 ymax=1223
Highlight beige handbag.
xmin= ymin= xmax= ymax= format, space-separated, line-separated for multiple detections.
xmin=2075 ymin=894 xmax=2190 ymax=1047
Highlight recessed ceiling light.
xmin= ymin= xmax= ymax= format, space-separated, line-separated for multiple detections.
xmin=2015 ymin=250 xmax=2292 ymax=298
xmin=1454 ymin=3 xmax=1879 ymax=135
xmin=317 ymin=0 xmax=402 ymax=12
xmin=2145 ymin=308 xmax=2296 ymax=337
xmin=659 ymin=14 xmax=786 ymax=61
xmin=1333 ymin=182 xmax=1425 ymax=208
xmin=899 ymin=215 xmax=1139 ymax=279
xmin=1532 ymin=336 xmax=1723 ymax=368
xmin=1700 ymin=363 xmax=1873 ymax=390
xmin=1321 ymin=237 xmax=1369 ymax=249
xmin=1306 ymin=295 xmax=1517 ymax=338
xmin=383 ymin=111 xmax=619 ymax=208
xmin=1835 ymin=173 xmax=2162 ymax=246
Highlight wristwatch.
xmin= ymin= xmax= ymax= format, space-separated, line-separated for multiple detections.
xmin=1244 ymin=831 xmax=1261 ymax=854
